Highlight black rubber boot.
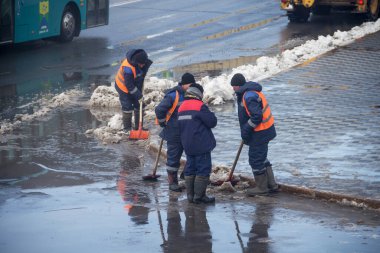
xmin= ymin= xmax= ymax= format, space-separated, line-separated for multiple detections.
xmin=167 ymin=170 xmax=182 ymax=192
xmin=122 ymin=111 xmax=133 ymax=132
xmin=185 ymin=175 xmax=195 ymax=203
xmin=193 ymin=176 xmax=215 ymax=204
xmin=246 ymin=172 xmax=269 ymax=197
xmin=266 ymin=165 xmax=279 ymax=193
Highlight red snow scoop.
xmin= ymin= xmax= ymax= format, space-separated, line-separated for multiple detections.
xmin=212 ymin=140 xmax=243 ymax=186
xmin=142 ymin=138 xmax=163 ymax=181
xmin=129 ymin=99 xmax=150 ymax=140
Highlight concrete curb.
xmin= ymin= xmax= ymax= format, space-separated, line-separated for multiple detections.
xmin=148 ymin=142 xmax=380 ymax=210
xmin=278 ymin=184 xmax=380 ymax=210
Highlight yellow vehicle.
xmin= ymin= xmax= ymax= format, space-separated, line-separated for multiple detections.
xmin=280 ymin=0 xmax=379 ymax=22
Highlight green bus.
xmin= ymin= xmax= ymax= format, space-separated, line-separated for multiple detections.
xmin=0 ymin=0 xmax=109 ymax=44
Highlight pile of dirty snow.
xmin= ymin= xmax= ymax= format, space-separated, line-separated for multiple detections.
xmin=0 ymin=88 xmax=85 ymax=135
xmin=85 ymin=113 xmax=127 ymax=144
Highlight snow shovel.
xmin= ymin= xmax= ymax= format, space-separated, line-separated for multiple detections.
xmin=142 ymin=138 xmax=163 ymax=181
xmin=129 ymin=98 xmax=150 ymax=140
xmin=212 ymin=140 xmax=243 ymax=186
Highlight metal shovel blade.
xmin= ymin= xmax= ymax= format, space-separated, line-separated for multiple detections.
xmin=142 ymin=174 xmax=161 ymax=181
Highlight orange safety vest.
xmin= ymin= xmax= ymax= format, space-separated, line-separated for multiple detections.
xmin=242 ymin=91 xmax=274 ymax=132
xmin=115 ymin=59 xmax=137 ymax=93
xmin=155 ymin=90 xmax=180 ymax=124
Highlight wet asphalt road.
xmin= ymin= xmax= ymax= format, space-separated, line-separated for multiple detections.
xmin=0 ymin=0 xmax=366 ymax=113
xmin=1 ymin=1 xmax=380 ymax=252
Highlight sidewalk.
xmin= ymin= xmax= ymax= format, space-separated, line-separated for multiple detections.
xmin=206 ymin=31 xmax=380 ymax=201
xmin=151 ymin=31 xmax=380 ymax=204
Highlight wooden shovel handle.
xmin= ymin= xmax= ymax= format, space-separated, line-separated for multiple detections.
xmin=152 ymin=138 xmax=164 ymax=176
xmin=228 ymin=140 xmax=244 ymax=181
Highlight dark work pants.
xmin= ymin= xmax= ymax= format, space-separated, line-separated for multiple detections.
xmin=184 ymin=152 xmax=212 ymax=177
xmin=115 ymin=83 xmax=139 ymax=112
xmin=248 ymin=142 xmax=269 ymax=175
xmin=166 ymin=141 xmax=184 ymax=172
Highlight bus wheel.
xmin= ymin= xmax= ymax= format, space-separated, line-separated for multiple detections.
xmin=59 ymin=6 xmax=76 ymax=42
xmin=367 ymin=0 xmax=379 ymax=21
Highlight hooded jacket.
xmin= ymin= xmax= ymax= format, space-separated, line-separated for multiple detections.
xmin=178 ymin=98 xmax=217 ymax=155
xmin=235 ymin=81 xmax=276 ymax=146
xmin=115 ymin=49 xmax=152 ymax=99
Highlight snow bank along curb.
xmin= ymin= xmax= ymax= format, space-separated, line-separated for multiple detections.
xmin=88 ymin=19 xmax=380 ymax=111
xmin=85 ymin=20 xmax=380 ymax=143
xmin=201 ymin=19 xmax=380 ymax=104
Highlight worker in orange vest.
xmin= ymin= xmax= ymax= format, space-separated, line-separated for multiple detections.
xmin=230 ymin=73 xmax=278 ymax=196
xmin=155 ymin=73 xmax=195 ymax=192
xmin=115 ymin=49 xmax=153 ymax=132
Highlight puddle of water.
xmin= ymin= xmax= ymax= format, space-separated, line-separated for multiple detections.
xmin=1 ymin=181 xmax=379 ymax=253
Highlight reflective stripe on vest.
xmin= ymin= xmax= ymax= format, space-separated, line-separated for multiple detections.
xmin=166 ymin=91 xmax=179 ymax=122
xmin=155 ymin=90 xmax=180 ymax=124
xmin=242 ymin=91 xmax=274 ymax=132
xmin=115 ymin=59 xmax=137 ymax=94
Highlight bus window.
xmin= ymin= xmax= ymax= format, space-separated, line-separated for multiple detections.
xmin=87 ymin=0 xmax=109 ymax=28
xmin=0 ymin=0 xmax=13 ymax=43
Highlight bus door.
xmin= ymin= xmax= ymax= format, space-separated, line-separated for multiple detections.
xmin=0 ymin=0 xmax=13 ymax=43
xmin=13 ymin=0 xmax=46 ymax=43
xmin=86 ymin=0 xmax=109 ymax=28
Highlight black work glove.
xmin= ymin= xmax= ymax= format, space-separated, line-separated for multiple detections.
xmin=143 ymin=59 xmax=153 ymax=73
xmin=140 ymin=59 xmax=153 ymax=78
xmin=241 ymin=123 xmax=252 ymax=144
xmin=159 ymin=121 xmax=167 ymax=128
xmin=134 ymin=90 xmax=143 ymax=101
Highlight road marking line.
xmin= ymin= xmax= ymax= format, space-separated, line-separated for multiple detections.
xmin=147 ymin=29 xmax=174 ymax=39
xmin=204 ymin=16 xmax=282 ymax=40
xmin=189 ymin=6 xmax=257 ymax=29
xmin=110 ymin=0 xmax=142 ymax=8
xmin=150 ymin=47 xmax=175 ymax=56
xmin=147 ymin=14 xmax=175 ymax=22
xmin=116 ymin=6 xmax=258 ymax=47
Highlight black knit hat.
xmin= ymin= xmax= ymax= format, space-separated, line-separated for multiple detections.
xmin=230 ymin=73 xmax=246 ymax=86
xmin=133 ymin=50 xmax=148 ymax=64
xmin=185 ymin=83 xmax=204 ymax=100
xmin=179 ymin=73 xmax=195 ymax=85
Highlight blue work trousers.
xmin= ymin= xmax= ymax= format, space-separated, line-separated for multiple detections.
xmin=184 ymin=152 xmax=212 ymax=177
xmin=115 ymin=84 xmax=139 ymax=112
xmin=166 ymin=141 xmax=184 ymax=172
xmin=248 ymin=142 xmax=270 ymax=175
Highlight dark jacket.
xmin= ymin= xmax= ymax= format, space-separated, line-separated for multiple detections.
xmin=122 ymin=49 xmax=152 ymax=100
xmin=178 ymin=98 xmax=217 ymax=156
xmin=155 ymin=85 xmax=186 ymax=142
xmin=235 ymin=81 xmax=276 ymax=146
